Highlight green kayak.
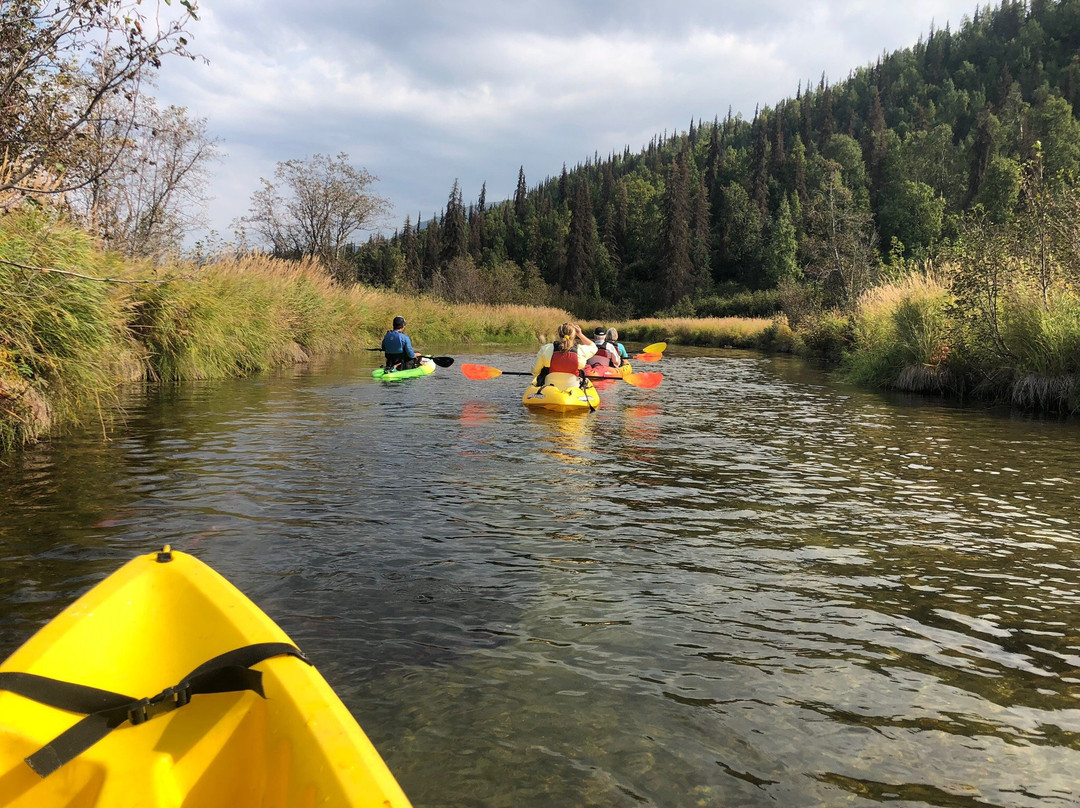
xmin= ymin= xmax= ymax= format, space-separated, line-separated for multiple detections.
xmin=372 ymin=357 xmax=437 ymax=381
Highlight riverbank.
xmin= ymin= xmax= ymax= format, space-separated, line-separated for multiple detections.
xmin=0 ymin=210 xmax=574 ymax=449
xmin=616 ymin=271 xmax=1080 ymax=417
xmin=3 ymin=210 xmax=1078 ymax=449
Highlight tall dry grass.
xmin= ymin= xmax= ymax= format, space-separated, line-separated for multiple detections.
xmin=995 ymin=287 xmax=1080 ymax=411
xmin=613 ymin=316 xmax=775 ymax=349
xmin=842 ymin=273 xmax=955 ymax=392
xmin=132 ymin=255 xmax=379 ymax=381
xmin=0 ymin=210 xmax=579 ymax=446
xmin=360 ymin=294 xmax=572 ymax=346
xmin=1 ymin=208 xmax=134 ymax=445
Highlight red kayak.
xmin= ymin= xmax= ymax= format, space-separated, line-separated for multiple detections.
xmin=584 ymin=361 xmax=632 ymax=381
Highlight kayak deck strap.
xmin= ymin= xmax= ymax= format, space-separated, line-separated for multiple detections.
xmin=0 ymin=641 xmax=310 ymax=778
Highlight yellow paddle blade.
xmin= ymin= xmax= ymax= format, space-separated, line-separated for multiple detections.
xmin=642 ymin=342 xmax=667 ymax=354
xmin=461 ymin=363 xmax=503 ymax=380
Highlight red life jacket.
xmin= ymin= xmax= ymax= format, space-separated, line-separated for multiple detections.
xmin=587 ymin=350 xmax=611 ymax=367
xmin=549 ymin=349 xmax=581 ymax=374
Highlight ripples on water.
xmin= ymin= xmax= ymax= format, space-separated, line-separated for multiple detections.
xmin=2 ymin=349 xmax=1079 ymax=807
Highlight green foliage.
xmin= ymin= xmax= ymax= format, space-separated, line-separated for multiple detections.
xmin=715 ymin=181 xmax=763 ymax=285
xmin=762 ymin=196 xmax=799 ymax=285
xmin=999 ymin=289 xmax=1080 ymax=377
xmin=797 ymin=311 xmax=854 ymax=362
xmin=801 ymin=166 xmax=880 ymax=308
xmin=759 ymin=316 xmax=798 ymax=353
xmin=975 ymin=156 xmax=1022 ymax=222
xmin=878 ymin=180 xmax=946 ymax=258
xmin=694 ymin=289 xmax=782 ymax=318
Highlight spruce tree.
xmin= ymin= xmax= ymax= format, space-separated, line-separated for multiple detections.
xmin=689 ymin=172 xmax=713 ymax=289
xmin=763 ymin=196 xmax=799 ymax=286
xmin=513 ymin=166 xmax=528 ymax=220
xmin=564 ymin=180 xmax=595 ymax=295
xmin=820 ymin=84 xmax=835 ymax=147
xmin=402 ymin=214 xmax=420 ymax=289
xmin=657 ymin=148 xmax=694 ymax=307
xmin=421 ymin=214 xmax=441 ymax=285
xmin=440 ymin=179 xmax=468 ymax=266
xmin=750 ymin=114 xmax=770 ymax=217
xmin=468 ymin=182 xmax=487 ymax=262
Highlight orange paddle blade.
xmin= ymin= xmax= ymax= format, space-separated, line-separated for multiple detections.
xmin=461 ymin=363 xmax=503 ymax=380
xmin=624 ymin=372 xmax=662 ymax=388
xmin=634 ymin=352 xmax=662 ymax=363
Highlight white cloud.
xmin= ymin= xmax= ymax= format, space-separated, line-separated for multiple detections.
xmin=153 ymin=1 xmax=982 ymax=241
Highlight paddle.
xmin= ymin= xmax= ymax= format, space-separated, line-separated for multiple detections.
xmin=366 ymin=348 xmax=454 ymax=367
xmin=632 ymin=342 xmax=667 ymax=361
xmin=461 ymin=363 xmax=661 ymax=389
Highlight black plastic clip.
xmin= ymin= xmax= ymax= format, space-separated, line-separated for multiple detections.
xmin=128 ymin=680 xmax=192 ymax=725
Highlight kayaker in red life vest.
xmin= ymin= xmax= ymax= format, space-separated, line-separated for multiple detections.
xmin=586 ymin=325 xmax=622 ymax=369
xmin=381 ymin=316 xmax=420 ymax=370
xmin=531 ymin=322 xmax=597 ymax=389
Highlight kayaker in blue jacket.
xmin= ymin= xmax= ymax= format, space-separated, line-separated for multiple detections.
xmin=381 ymin=316 xmax=420 ymax=370
xmin=605 ymin=328 xmax=630 ymax=360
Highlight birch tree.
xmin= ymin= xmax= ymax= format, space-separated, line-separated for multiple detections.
xmin=0 ymin=0 xmax=199 ymax=198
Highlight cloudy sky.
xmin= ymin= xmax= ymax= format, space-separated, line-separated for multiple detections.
xmin=152 ymin=0 xmax=981 ymax=243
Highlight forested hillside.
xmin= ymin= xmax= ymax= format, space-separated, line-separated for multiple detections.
xmin=350 ymin=0 xmax=1080 ymax=319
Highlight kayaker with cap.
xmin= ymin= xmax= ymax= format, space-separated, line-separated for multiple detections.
xmin=587 ymin=325 xmax=622 ymax=368
xmin=532 ymin=322 xmax=597 ymax=389
xmin=381 ymin=315 xmax=420 ymax=370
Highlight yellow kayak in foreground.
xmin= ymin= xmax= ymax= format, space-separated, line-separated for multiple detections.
xmin=0 ymin=547 xmax=412 ymax=808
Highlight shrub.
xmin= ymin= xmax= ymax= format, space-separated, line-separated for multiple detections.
xmin=842 ymin=273 xmax=952 ymax=388
xmin=694 ymin=289 xmax=782 ymax=318
xmin=799 ymin=311 xmax=853 ymax=362
xmin=759 ymin=316 xmax=799 ymax=353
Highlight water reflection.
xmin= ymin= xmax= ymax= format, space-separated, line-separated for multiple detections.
xmin=527 ymin=408 xmax=593 ymax=465
xmin=2 ymin=349 xmax=1079 ymax=807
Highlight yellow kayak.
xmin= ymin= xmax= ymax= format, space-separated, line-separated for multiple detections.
xmin=522 ymin=379 xmax=600 ymax=412
xmin=0 ymin=547 xmax=412 ymax=808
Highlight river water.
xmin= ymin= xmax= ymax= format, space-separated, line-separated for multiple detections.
xmin=1 ymin=348 xmax=1079 ymax=807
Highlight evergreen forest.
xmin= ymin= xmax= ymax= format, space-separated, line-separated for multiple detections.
xmin=349 ymin=0 xmax=1080 ymax=320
